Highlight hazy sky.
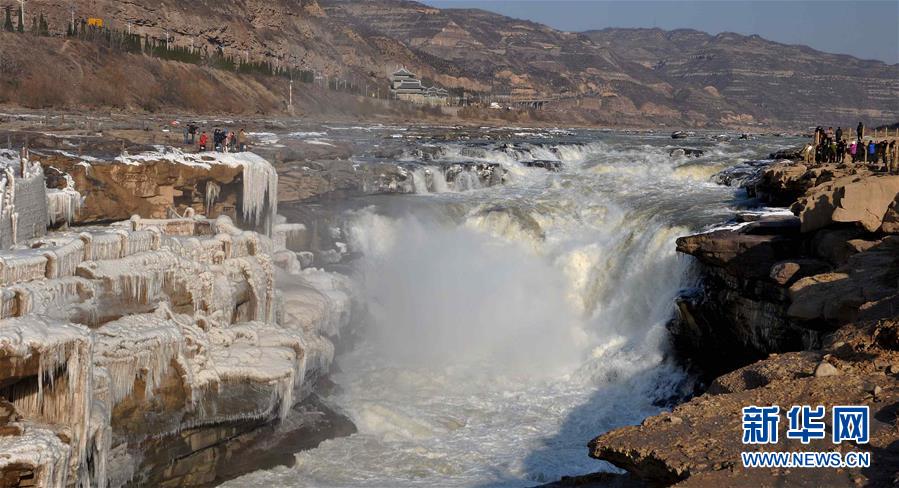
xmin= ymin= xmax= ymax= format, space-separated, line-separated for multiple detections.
xmin=420 ymin=0 xmax=899 ymax=64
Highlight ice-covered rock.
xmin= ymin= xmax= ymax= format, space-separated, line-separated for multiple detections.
xmin=0 ymin=214 xmax=354 ymax=487
xmin=1 ymin=149 xmax=49 ymax=248
xmin=30 ymin=148 xmax=278 ymax=234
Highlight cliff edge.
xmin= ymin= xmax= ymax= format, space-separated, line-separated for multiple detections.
xmin=590 ymin=159 xmax=899 ymax=486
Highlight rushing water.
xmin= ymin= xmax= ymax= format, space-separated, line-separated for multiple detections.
xmin=226 ymin=128 xmax=801 ymax=487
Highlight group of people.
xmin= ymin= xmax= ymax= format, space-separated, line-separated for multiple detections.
xmin=183 ymin=123 xmax=249 ymax=153
xmin=808 ymin=122 xmax=898 ymax=173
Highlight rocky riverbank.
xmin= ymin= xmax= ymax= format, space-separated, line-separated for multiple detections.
xmin=590 ymin=158 xmax=899 ymax=485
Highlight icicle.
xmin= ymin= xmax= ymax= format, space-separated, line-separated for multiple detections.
xmin=92 ymin=309 xmax=183 ymax=405
xmin=238 ymin=155 xmax=278 ymax=232
xmin=10 ymin=210 xmax=18 ymax=245
xmin=205 ymin=181 xmax=220 ymax=216
xmin=272 ymin=222 xmax=307 ymax=251
xmin=87 ymin=233 xmax=124 ymax=261
xmin=0 ymin=252 xmax=49 ymax=286
xmin=41 ymin=239 xmax=85 ymax=279
xmin=125 ymin=230 xmax=155 ymax=256
xmin=0 ymin=317 xmax=93 ymax=480
xmin=11 ymin=277 xmax=93 ymax=318
xmin=4 ymin=166 xmax=15 ymax=205
xmin=46 ymin=187 xmax=83 ymax=226
xmin=230 ymin=255 xmax=275 ymax=323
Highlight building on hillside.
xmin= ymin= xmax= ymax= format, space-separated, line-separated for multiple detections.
xmin=389 ymin=68 xmax=449 ymax=106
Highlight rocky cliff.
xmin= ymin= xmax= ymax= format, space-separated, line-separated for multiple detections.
xmin=590 ymin=158 xmax=899 ymax=485
xmin=0 ymin=147 xmax=356 ymax=487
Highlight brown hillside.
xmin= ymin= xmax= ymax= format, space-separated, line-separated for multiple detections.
xmin=5 ymin=0 xmax=899 ymax=127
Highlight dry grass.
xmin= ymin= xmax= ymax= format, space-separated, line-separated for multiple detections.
xmin=0 ymin=32 xmax=586 ymax=125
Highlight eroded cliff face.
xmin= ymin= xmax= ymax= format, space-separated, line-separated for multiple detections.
xmin=593 ymin=159 xmax=899 ymax=485
xmin=11 ymin=0 xmax=899 ymax=126
xmin=0 ymin=149 xmax=356 ymax=487
xmin=31 ymin=146 xmax=278 ymax=236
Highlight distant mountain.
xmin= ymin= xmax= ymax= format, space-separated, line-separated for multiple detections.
xmin=585 ymin=28 xmax=899 ymax=126
xmin=8 ymin=0 xmax=899 ymax=127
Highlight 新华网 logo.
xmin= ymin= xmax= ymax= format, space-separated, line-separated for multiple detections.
xmin=739 ymin=405 xmax=871 ymax=469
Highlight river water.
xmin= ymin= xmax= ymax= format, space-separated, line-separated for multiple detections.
xmin=226 ymin=127 xmax=801 ymax=487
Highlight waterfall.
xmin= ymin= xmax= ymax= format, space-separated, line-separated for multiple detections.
xmin=210 ymin=130 xmax=808 ymax=488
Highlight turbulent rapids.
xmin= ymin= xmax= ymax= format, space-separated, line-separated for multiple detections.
xmin=226 ymin=129 xmax=802 ymax=487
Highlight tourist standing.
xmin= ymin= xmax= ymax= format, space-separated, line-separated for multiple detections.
xmin=836 ymin=139 xmax=846 ymax=163
xmin=849 ymin=140 xmax=857 ymax=163
xmin=188 ymin=123 xmax=197 ymax=144
xmin=867 ymin=140 xmax=876 ymax=165
xmin=835 ymin=126 xmax=843 ymax=142
xmin=857 ymin=122 xmax=864 ymax=141
xmin=803 ymin=143 xmax=815 ymax=164
xmin=199 ymin=131 xmax=208 ymax=152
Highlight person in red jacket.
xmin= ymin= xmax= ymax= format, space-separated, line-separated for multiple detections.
xmin=198 ymin=131 xmax=209 ymax=152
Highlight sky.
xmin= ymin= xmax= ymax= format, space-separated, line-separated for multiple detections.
xmin=420 ymin=0 xmax=899 ymax=64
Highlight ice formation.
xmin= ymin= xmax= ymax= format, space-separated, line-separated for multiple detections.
xmin=114 ymin=148 xmax=278 ymax=230
xmin=0 ymin=211 xmax=353 ymax=487
xmin=0 ymin=427 xmax=73 ymax=487
xmin=0 ymin=316 xmax=93 ymax=484
xmin=1 ymin=149 xmax=49 ymax=248
xmin=273 ymin=221 xmax=308 ymax=251
xmin=205 ymin=181 xmax=221 ymax=214
xmin=93 ymin=308 xmax=184 ymax=404
xmin=46 ymin=173 xmax=84 ymax=226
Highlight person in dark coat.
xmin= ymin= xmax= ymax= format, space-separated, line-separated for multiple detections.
xmin=187 ymin=123 xmax=198 ymax=144
xmin=857 ymin=122 xmax=864 ymax=141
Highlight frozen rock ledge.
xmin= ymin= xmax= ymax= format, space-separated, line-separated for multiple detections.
xmin=0 ymin=214 xmax=355 ymax=487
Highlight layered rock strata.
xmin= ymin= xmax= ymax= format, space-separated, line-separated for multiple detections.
xmin=30 ymin=147 xmax=278 ymax=235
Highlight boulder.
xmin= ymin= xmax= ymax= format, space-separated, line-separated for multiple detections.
xmin=788 ymin=237 xmax=899 ymax=322
xmin=792 ymin=174 xmax=899 ymax=233
xmin=814 ymin=361 xmax=840 ymax=377
xmin=880 ymin=195 xmax=899 ymax=234
xmin=810 ymin=227 xmax=871 ymax=265
xmin=752 ymin=161 xmax=811 ymax=205
xmin=676 ymin=228 xmax=800 ymax=279
xmin=768 ymin=258 xmax=830 ymax=286
xmin=787 ymin=272 xmax=865 ymax=321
